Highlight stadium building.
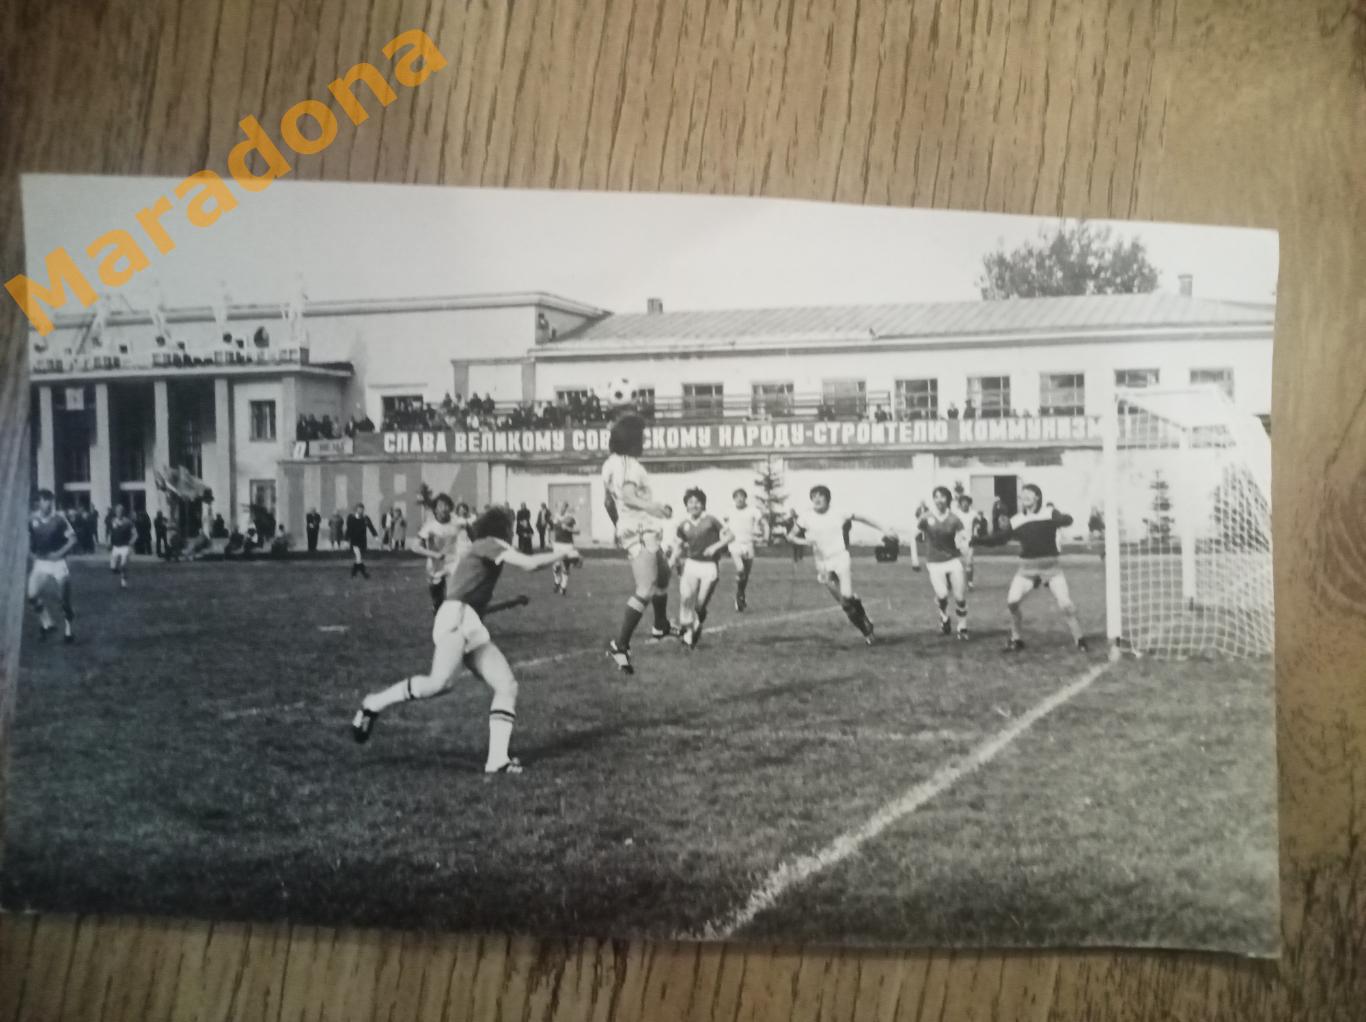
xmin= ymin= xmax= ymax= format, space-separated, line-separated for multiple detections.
xmin=28 ymin=287 xmax=1273 ymax=544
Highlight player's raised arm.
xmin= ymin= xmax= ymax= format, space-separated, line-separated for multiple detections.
xmin=491 ymin=542 xmax=578 ymax=573
xmin=850 ymin=512 xmax=897 ymax=542
xmin=703 ymin=524 xmax=735 ymax=559
xmin=1048 ymin=504 xmax=1075 ymax=528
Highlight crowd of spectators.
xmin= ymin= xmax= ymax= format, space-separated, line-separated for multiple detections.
xmin=296 ymin=414 xmax=376 ymax=441
xmin=376 ymin=391 xmax=657 ymax=433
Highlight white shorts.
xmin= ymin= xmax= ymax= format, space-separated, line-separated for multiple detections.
xmin=431 ymin=600 xmax=492 ymax=652
xmin=681 ymin=559 xmax=720 ymax=589
xmin=621 ymin=527 xmax=665 ymax=559
xmin=110 ymin=546 xmax=132 ymax=570
xmin=1008 ymin=560 xmax=1073 ymax=607
xmin=815 ymin=550 xmax=854 ymax=596
xmin=552 ymin=541 xmax=577 ymax=557
xmin=729 ymin=541 xmax=756 ymax=562
xmin=27 ymin=559 xmax=70 ymax=599
xmin=926 ymin=558 xmax=967 ymax=598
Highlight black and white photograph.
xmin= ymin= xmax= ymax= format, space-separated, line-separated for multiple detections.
xmin=3 ymin=176 xmax=1279 ymax=953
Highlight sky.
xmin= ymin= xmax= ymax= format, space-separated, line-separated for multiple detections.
xmin=20 ymin=175 xmax=1280 ymax=316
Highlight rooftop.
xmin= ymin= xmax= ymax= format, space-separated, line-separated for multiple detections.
xmin=544 ymin=294 xmax=1273 ymax=356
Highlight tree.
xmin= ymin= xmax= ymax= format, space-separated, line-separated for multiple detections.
xmin=976 ymin=220 xmax=1160 ymax=299
xmin=1145 ymin=471 xmax=1174 ymax=546
xmin=753 ymin=455 xmax=788 ymax=543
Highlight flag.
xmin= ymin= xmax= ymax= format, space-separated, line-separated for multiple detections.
xmin=155 ymin=465 xmax=211 ymax=501
xmin=150 ymin=284 xmax=170 ymax=342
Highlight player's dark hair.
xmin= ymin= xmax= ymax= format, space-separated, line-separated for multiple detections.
xmin=810 ymin=484 xmax=831 ymax=502
xmin=957 ymin=493 xmax=973 ymax=506
xmin=36 ymin=488 xmax=54 ymax=500
xmin=932 ymin=485 xmax=952 ymax=502
xmin=472 ymin=505 xmax=514 ymax=542
xmin=455 ymin=502 xmax=470 ymax=516
xmin=1023 ymin=483 xmax=1042 ymax=501
xmin=684 ymin=487 xmax=707 ymax=508
xmin=608 ymin=412 xmax=646 ymax=457
xmin=733 ymin=487 xmax=747 ymax=498
xmin=433 ymin=493 xmax=454 ymax=510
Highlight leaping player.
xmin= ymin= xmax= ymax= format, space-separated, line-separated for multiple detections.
xmin=972 ymin=483 xmax=1088 ymax=652
xmin=28 ymin=489 xmax=77 ymax=643
xmin=602 ymin=411 xmax=676 ymax=674
xmin=724 ymin=488 xmax=766 ymax=611
xmin=788 ymin=484 xmax=897 ymax=644
xmin=351 ymin=505 xmax=578 ymax=773
xmin=917 ymin=486 xmax=971 ymax=639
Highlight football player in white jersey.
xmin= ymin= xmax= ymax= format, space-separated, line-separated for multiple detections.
xmin=788 ymin=484 xmax=897 ymax=643
xmin=724 ymin=487 xmax=766 ymax=611
xmin=601 ymin=412 xmax=676 ymax=674
xmin=415 ymin=494 xmax=468 ymax=614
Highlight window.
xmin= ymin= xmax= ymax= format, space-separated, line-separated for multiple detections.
xmin=1115 ymin=369 xmax=1160 ymax=389
xmin=822 ymin=379 xmax=867 ymax=417
xmin=682 ymin=383 xmax=725 ymax=418
xmin=381 ymin=394 xmax=424 ymax=418
xmin=1039 ymin=373 xmax=1085 ymax=416
xmin=250 ymin=479 xmax=277 ymax=512
xmin=60 ymin=443 xmax=91 ymax=484
xmin=967 ymin=376 xmax=1012 ymax=418
xmin=632 ymin=386 xmax=655 ymax=406
xmin=895 ymin=379 xmax=938 ymax=419
xmin=752 ymin=382 xmax=795 ymax=417
xmin=555 ymin=388 xmax=591 ymax=405
xmin=118 ymin=434 xmax=146 ymax=484
xmin=249 ymin=400 xmax=277 ymax=441
xmin=1190 ymin=368 xmax=1234 ymax=399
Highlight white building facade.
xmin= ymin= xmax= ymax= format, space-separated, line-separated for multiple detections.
xmin=29 ymin=291 xmax=1272 ymax=545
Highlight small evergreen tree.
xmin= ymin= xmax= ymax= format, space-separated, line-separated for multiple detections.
xmin=753 ymin=455 xmax=788 ymax=543
xmin=1145 ymin=471 xmax=1174 ymax=545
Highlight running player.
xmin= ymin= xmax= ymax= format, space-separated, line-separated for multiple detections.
xmin=955 ymin=492 xmax=980 ymax=589
xmin=108 ymin=504 xmax=135 ymax=589
xmin=917 ymin=486 xmax=970 ymax=639
xmin=672 ymin=488 xmax=734 ymax=649
xmin=723 ymin=488 xmax=765 ymax=611
xmin=972 ymin=483 xmax=1087 ymax=652
xmin=788 ymin=485 xmax=897 ymax=644
xmin=549 ymin=501 xmax=581 ymax=595
xmin=415 ymin=494 xmax=466 ymax=614
xmin=28 ymin=489 xmax=77 ymax=643
xmin=351 ymin=505 xmax=578 ymax=773
xmin=601 ymin=412 xmax=676 ymax=674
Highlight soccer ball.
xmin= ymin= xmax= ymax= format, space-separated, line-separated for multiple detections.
xmin=604 ymin=377 xmax=635 ymax=408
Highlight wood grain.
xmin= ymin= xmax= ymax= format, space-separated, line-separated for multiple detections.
xmin=2 ymin=0 xmax=1364 ymax=1018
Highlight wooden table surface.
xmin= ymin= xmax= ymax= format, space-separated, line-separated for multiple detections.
xmin=1 ymin=1 xmax=1363 ymax=1019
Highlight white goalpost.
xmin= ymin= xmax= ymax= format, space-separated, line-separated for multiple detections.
xmin=1101 ymin=385 xmax=1274 ymax=659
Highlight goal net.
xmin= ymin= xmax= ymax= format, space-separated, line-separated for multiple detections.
xmin=1102 ymin=385 xmax=1273 ymax=658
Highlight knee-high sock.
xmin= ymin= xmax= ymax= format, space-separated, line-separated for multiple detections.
xmin=618 ymin=597 xmax=646 ymax=647
xmin=955 ymin=599 xmax=968 ymax=631
xmin=737 ymin=561 xmax=752 ymax=598
xmin=842 ymin=596 xmax=871 ymax=635
xmin=651 ymin=592 xmax=670 ymax=630
xmin=487 ymin=698 xmax=516 ymax=768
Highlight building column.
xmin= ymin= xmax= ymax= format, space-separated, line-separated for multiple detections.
xmin=90 ymin=383 xmax=113 ymax=515
xmin=152 ymin=379 xmax=170 ymax=511
xmin=277 ymin=376 xmax=299 ymax=536
xmin=209 ymin=378 xmax=234 ymax=529
xmin=36 ymin=385 xmax=56 ymax=493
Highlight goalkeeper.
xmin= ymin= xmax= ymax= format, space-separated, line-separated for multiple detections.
xmin=972 ymin=483 xmax=1088 ymax=654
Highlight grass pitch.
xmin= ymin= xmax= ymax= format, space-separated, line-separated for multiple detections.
xmin=0 ymin=549 xmax=1278 ymax=952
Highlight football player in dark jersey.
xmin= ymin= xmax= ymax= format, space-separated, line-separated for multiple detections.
xmin=28 ymin=489 xmax=77 ymax=642
xmin=351 ymin=506 xmax=579 ymax=773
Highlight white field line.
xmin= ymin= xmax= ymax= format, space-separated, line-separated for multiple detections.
xmin=687 ymin=660 xmax=1113 ymax=942
xmin=220 ymin=699 xmax=309 ymax=721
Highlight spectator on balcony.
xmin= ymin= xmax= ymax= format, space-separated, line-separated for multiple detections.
xmin=873 ymin=404 xmax=891 ymax=423
xmin=296 ymin=415 xmax=309 ymax=441
xmin=946 ymin=402 xmax=959 ymax=420
xmin=358 ymin=415 xmax=375 ymax=432
xmin=963 ymin=400 xmax=976 ymax=420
